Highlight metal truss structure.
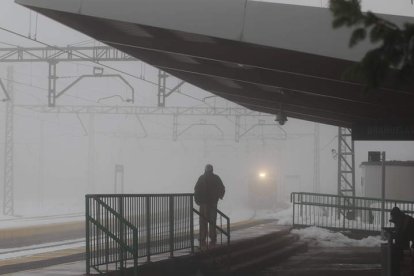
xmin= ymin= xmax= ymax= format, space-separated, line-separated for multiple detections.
xmin=16 ymin=104 xmax=271 ymax=116
xmin=0 ymin=79 xmax=10 ymax=101
xmin=0 ymin=46 xmax=136 ymax=107
xmin=0 ymin=46 xmax=134 ymax=63
xmin=337 ymin=127 xmax=355 ymax=217
xmin=16 ymin=104 xmax=275 ymax=141
xmin=0 ymin=45 xmax=180 ymax=108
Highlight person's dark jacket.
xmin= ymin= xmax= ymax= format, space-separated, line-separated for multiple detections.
xmin=194 ymin=172 xmax=225 ymax=205
xmin=390 ymin=208 xmax=414 ymax=250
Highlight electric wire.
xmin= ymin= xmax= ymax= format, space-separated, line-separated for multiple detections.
xmin=0 ymin=26 xmax=210 ymax=104
xmin=0 ymin=76 xmax=97 ymax=103
xmin=100 ymin=38 xmax=414 ymax=96
xmin=0 ymin=41 xmax=19 ymax=47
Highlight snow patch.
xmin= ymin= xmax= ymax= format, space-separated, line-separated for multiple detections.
xmin=0 ymin=239 xmax=85 ymax=260
xmin=0 ymin=214 xmax=83 ymax=230
xmin=292 ymin=226 xmax=383 ymax=247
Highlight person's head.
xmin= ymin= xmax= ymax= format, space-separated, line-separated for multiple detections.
xmin=205 ymin=164 xmax=213 ymax=174
xmin=390 ymin=206 xmax=403 ymax=223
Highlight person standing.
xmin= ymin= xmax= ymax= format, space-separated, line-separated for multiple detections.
xmin=194 ymin=164 xmax=225 ymax=248
xmin=389 ymin=206 xmax=414 ymax=276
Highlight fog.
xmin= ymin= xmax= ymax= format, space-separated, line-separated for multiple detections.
xmin=0 ymin=0 xmax=414 ymax=220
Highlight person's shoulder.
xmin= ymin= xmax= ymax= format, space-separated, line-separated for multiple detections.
xmin=213 ymin=174 xmax=222 ymax=181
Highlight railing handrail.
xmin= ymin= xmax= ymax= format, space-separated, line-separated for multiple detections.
xmin=93 ymin=197 xmax=137 ymax=230
xmin=291 ymin=191 xmax=414 ymax=234
xmin=291 ymin=191 xmax=414 ymax=205
xmin=87 ymin=193 xmax=194 ymax=197
xmin=192 ymin=208 xmax=230 ymax=237
xmin=290 ymin=200 xmax=414 ymax=214
xmin=88 ymin=216 xmax=137 ymax=254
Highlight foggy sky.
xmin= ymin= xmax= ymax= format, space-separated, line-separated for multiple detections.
xmin=0 ymin=0 xmax=413 ymax=217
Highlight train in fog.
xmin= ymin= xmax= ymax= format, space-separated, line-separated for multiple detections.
xmin=248 ymin=169 xmax=277 ymax=210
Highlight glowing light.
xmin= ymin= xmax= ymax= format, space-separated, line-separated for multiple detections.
xmin=258 ymin=172 xmax=267 ymax=179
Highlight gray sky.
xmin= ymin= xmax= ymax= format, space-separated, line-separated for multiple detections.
xmin=0 ymin=0 xmax=413 ymax=217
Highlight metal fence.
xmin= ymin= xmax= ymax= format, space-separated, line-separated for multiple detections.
xmin=86 ymin=194 xmax=194 ymax=275
xmin=86 ymin=194 xmax=230 ymax=275
xmin=291 ymin=192 xmax=414 ymax=233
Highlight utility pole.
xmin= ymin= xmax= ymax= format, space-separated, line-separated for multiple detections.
xmin=337 ymin=127 xmax=356 ymax=219
xmin=158 ymin=70 xmax=167 ymax=107
xmin=114 ymin=164 xmax=124 ymax=194
xmin=88 ymin=114 xmax=95 ymax=193
xmin=37 ymin=120 xmax=45 ymax=207
xmin=3 ymin=66 xmax=14 ymax=216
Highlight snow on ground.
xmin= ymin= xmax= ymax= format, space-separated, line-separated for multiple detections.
xmin=292 ymin=226 xmax=383 ymax=247
xmin=0 ymin=213 xmax=84 ymax=230
xmin=255 ymin=205 xmax=384 ymax=247
xmin=0 ymin=239 xmax=85 ymax=261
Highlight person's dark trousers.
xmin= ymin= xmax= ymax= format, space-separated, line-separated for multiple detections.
xmin=199 ymin=203 xmax=218 ymax=245
xmin=391 ymin=244 xmax=403 ymax=276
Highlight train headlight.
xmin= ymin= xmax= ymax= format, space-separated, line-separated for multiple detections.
xmin=258 ymin=172 xmax=267 ymax=179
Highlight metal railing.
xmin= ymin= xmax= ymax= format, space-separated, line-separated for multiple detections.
xmin=86 ymin=196 xmax=138 ymax=275
xmin=86 ymin=194 xmax=230 ymax=275
xmin=193 ymin=207 xmax=230 ymax=247
xmin=291 ymin=192 xmax=414 ymax=233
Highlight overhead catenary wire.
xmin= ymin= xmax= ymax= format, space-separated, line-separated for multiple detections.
xmin=0 ymin=25 xmax=211 ymax=104
xmin=0 ymin=76 xmax=99 ymax=103
xmin=0 ymin=41 xmax=19 ymax=47
xmin=100 ymin=38 xmax=414 ymax=96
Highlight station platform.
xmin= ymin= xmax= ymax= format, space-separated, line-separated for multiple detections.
xmin=2 ymin=248 xmax=390 ymax=276
xmin=0 ymin=221 xmax=394 ymax=276
xmin=261 ymin=246 xmax=382 ymax=276
xmin=1 ymin=220 xmax=297 ymax=275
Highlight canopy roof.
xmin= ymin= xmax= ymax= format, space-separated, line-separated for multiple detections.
xmin=16 ymin=0 xmax=414 ymax=127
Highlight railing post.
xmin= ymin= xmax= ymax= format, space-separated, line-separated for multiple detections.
xmin=292 ymin=193 xmax=296 ymax=227
xmin=133 ymin=229 xmax=138 ymax=276
xmin=169 ymin=195 xmax=174 ymax=257
xmin=220 ymin=215 xmax=223 ymax=245
xmin=300 ymin=193 xmax=303 ymax=217
xmin=105 ymin=210 xmax=109 ymax=267
xmin=190 ymin=195 xmax=194 ymax=253
xmin=342 ymin=198 xmax=346 ymax=231
xmin=381 ymin=151 xmax=386 ymax=230
xmin=146 ymin=196 xmax=151 ymax=262
xmin=227 ymin=217 xmax=230 ymax=246
xmin=119 ymin=196 xmax=124 ymax=273
xmin=96 ymin=199 xmax=101 ymax=271
xmin=85 ymin=195 xmax=90 ymax=275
